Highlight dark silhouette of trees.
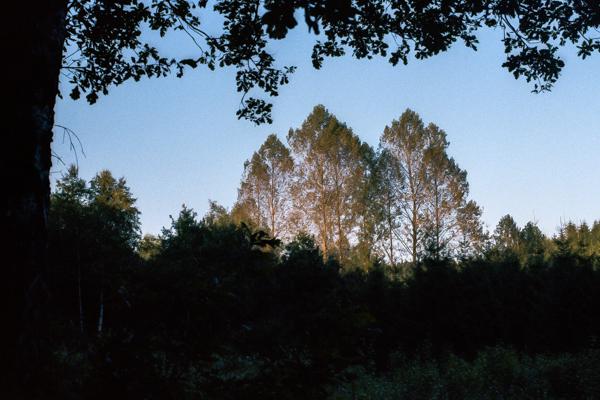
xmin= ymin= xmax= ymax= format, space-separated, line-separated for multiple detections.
xmin=491 ymin=214 xmax=522 ymax=258
xmin=36 ymin=169 xmax=600 ymax=398
xmin=8 ymin=2 xmax=600 ymax=335
xmin=8 ymin=0 xmax=600 ymax=393
xmin=48 ymin=167 xmax=140 ymax=340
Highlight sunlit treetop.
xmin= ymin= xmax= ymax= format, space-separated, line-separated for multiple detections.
xmin=63 ymin=0 xmax=600 ymax=124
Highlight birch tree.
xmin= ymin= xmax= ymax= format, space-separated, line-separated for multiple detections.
xmin=421 ymin=124 xmax=483 ymax=259
xmin=288 ymin=105 xmax=367 ymax=260
xmin=235 ymin=134 xmax=294 ymax=240
xmin=380 ymin=110 xmax=430 ymax=264
xmin=380 ymin=110 xmax=484 ymax=262
xmin=370 ymin=149 xmax=404 ymax=265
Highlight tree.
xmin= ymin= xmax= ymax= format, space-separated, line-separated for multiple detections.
xmin=379 ymin=109 xmax=430 ymax=264
xmin=86 ymin=170 xmax=140 ymax=336
xmin=492 ymin=214 xmax=521 ymax=257
xmin=591 ymin=221 xmax=600 ymax=256
xmin=235 ymin=134 xmax=294 ymax=240
xmin=379 ymin=111 xmax=483 ymax=263
xmin=456 ymin=200 xmax=488 ymax=259
xmin=370 ymin=149 xmax=404 ymax=265
xmin=421 ymin=124 xmax=476 ymax=259
xmin=288 ymin=105 xmax=369 ymax=261
xmin=557 ymin=220 xmax=600 ymax=258
xmin=348 ymin=144 xmax=379 ymax=270
xmin=48 ymin=167 xmax=140 ymax=340
xmin=519 ymin=221 xmax=547 ymax=264
xmin=89 ymin=170 xmax=141 ymax=249
xmin=7 ymin=0 xmax=600 ymax=387
xmin=48 ymin=166 xmax=90 ymax=337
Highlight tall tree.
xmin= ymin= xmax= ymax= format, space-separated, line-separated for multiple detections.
xmin=370 ymin=148 xmax=404 ymax=265
xmin=288 ymin=105 xmax=368 ymax=260
xmin=591 ymin=221 xmax=600 ymax=256
xmin=492 ymin=214 xmax=521 ymax=256
xmin=235 ymin=134 xmax=294 ymax=240
xmin=48 ymin=166 xmax=90 ymax=336
xmin=89 ymin=170 xmax=141 ymax=249
xmin=48 ymin=167 xmax=140 ymax=339
xmin=421 ymin=124 xmax=483 ymax=259
xmin=348 ymin=143 xmax=378 ymax=269
xmin=380 ymin=111 xmax=483 ymax=262
xmin=456 ymin=200 xmax=488 ymax=259
xmin=519 ymin=221 xmax=547 ymax=264
xmin=380 ymin=110 xmax=445 ymax=264
xmin=88 ymin=170 xmax=140 ymax=335
xmin=379 ymin=110 xmax=432 ymax=264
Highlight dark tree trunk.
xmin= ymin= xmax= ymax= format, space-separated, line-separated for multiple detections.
xmin=2 ymin=0 xmax=67 ymax=393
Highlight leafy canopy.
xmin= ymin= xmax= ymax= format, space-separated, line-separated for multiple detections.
xmin=63 ymin=0 xmax=600 ymax=124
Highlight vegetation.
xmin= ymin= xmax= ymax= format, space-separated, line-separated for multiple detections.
xmin=235 ymin=106 xmax=485 ymax=265
xmin=19 ymin=106 xmax=600 ymax=398
xmin=8 ymin=5 xmax=600 ymax=393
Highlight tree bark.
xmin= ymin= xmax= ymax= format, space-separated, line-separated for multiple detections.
xmin=386 ymin=194 xmax=395 ymax=266
xmin=2 ymin=0 xmax=67 ymax=393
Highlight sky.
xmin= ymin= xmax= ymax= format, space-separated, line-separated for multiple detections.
xmin=53 ymin=24 xmax=600 ymax=236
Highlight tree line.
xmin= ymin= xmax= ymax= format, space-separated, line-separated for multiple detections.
xmin=234 ymin=105 xmax=598 ymax=268
xmin=28 ymin=113 xmax=600 ymax=398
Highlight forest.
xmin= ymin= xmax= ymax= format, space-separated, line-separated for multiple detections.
xmin=31 ymin=106 xmax=600 ymax=399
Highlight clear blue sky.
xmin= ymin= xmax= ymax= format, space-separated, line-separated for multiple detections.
xmin=53 ymin=26 xmax=600 ymax=236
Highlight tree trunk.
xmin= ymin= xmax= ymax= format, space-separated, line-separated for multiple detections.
xmin=97 ymin=288 xmax=104 ymax=336
xmin=387 ymin=196 xmax=395 ymax=266
xmin=412 ymin=204 xmax=418 ymax=265
xmin=2 ymin=0 xmax=67 ymax=393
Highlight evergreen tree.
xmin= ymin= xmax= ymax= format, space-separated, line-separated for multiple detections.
xmin=48 ymin=166 xmax=141 ymax=339
xmin=89 ymin=169 xmax=141 ymax=249
xmin=456 ymin=200 xmax=487 ymax=259
xmin=519 ymin=221 xmax=547 ymax=265
xmin=492 ymin=214 xmax=521 ymax=256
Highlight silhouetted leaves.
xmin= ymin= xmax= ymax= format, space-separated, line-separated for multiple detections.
xmin=62 ymin=1 xmax=600 ymax=123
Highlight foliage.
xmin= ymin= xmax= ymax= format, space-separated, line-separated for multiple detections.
xmin=234 ymin=134 xmax=295 ymax=240
xmin=62 ymin=1 xmax=600 ymax=123
xmin=236 ymin=106 xmax=484 ymax=265
xmin=287 ymin=105 xmax=370 ymax=261
xmin=330 ymin=347 xmax=600 ymax=400
xmin=39 ymin=165 xmax=600 ymax=399
xmin=48 ymin=166 xmax=140 ymax=340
